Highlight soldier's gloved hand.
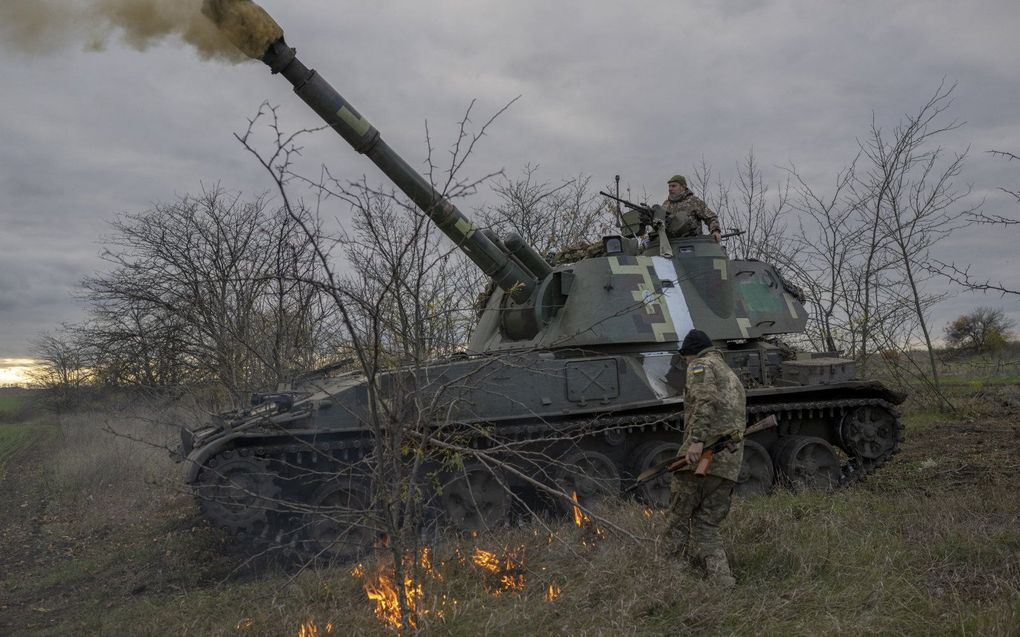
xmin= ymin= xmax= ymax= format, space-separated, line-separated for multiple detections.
xmin=712 ymin=230 xmax=722 ymax=243
xmin=685 ymin=441 xmax=704 ymax=465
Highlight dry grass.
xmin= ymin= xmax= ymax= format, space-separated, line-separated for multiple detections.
xmin=174 ymin=483 xmax=1020 ymax=636
xmin=2 ymin=382 xmax=1020 ymax=636
xmin=45 ymin=398 xmax=191 ymax=529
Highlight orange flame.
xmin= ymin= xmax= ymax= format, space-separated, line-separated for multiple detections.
xmin=569 ymin=490 xmax=606 ymax=546
xmin=351 ymin=548 xmax=448 ymax=631
xmin=471 ymin=546 xmax=526 ymax=594
xmin=419 ymin=545 xmax=442 ymax=580
xmin=545 ymin=583 xmax=561 ymax=602
xmin=297 ymin=620 xmax=334 ymax=636
xmin=363 ymin=567 xmax=423 ymax=631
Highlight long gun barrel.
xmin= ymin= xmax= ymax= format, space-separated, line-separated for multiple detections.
xmin=255 ymin=36 xmax=540 ymax=302
xmin=198 ymin=0 xmax=542 ymax=303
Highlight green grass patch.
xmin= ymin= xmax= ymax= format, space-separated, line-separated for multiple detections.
xmin=0 ymin=423 xmax=48 ymax=469
xmin=942 ymin=374 xmax=1020 ymax=388
xmin=0 ymin=393 xmax=24 ymax=414
xmin=900 ymin=408 xmax=945 ymax=432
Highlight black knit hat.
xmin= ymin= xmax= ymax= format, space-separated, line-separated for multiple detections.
xmin=679 ymin=329 xmax=712 ymax=356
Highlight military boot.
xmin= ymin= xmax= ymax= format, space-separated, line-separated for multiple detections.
xmin=662 ymin=529 xmax=690 ymax=562
xmin=703 ymin=549 xmax=735 ymax=588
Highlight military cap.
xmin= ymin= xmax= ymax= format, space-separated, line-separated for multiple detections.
xmin=679 ymin=329 xmax=713 ymax=355
xmin=667 ymin=175 xmax=688 ymax=188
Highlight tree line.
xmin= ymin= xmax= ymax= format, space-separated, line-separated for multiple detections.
xmin=31 ymin=85 xmax=1017 ymax=410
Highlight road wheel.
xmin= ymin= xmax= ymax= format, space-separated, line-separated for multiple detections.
xmin=554 ymin=449 xmax=621 ymax=511
xmin=302 ymin=478 xmax=375 ymax=562
xmin=630 ymin=441 xmax=682 ymax=508
xmin=735 ymin=439 xmax=775 ymax=496
xmin=195 ymin=449 xmax=280 ymax=534
xmin=439 ymin=464 xmax=510 ymax=533
xmin=773 ymin=436 xmax=841 ymax=491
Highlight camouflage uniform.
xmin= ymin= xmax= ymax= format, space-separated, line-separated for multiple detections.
xmin=664 ymin=347 xmax=746 ymax=585
xmin=660 ymin=191 xmax=721 ymax=238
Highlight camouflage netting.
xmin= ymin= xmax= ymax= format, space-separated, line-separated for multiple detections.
xmin=474 ymin=280 xmax=499 ymax=319
xmin=554 ymin=241 xmax=605 ymax=265
xmin=473 ymin=241 xmax=605 ymax=319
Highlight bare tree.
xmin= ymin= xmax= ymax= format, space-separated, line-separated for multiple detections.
xmin=480 ymin=164 xmax=616 ymax=256
xmin=765 ymin=84 xmax=969 ymax=408
xmin=223 ymin=102 xmax=645 ymax=630
xmin=82 ymin=186 xmax=329 ymax=405
xmin=30 ymin=329 xmax=91 ymax=406
xmin=781 ymin=157 xmax=864 ymax=354
xmin=930 ymin=149 xmax=1020 ymax=297
xmin=853 ymin=81 xmax=968 ymax=406
xmin=717 ymin=149 xmax=792 ymax=262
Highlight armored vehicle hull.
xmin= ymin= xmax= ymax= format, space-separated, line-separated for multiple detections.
xmin=182 ymin=8 xmax=904 ymax=559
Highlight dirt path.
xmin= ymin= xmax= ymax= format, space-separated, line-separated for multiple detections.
xmin=0 ymin=430 xmax=69 ymax=635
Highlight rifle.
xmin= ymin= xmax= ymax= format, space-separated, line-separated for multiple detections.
xmin=627 ymin=415 xmax=778 ymax=492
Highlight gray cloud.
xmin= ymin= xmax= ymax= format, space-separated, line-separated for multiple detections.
xmin=0 ymin=0 xmax=1017 ymax=359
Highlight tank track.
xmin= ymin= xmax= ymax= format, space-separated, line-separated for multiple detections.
xmin=195 ymin=396 xmax=902 ymax=555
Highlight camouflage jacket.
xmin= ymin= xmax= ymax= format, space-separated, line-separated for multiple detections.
xmin=660 ymin=191 xmax=720 ymax=237
xmin=679 ymin=348 xmax=747 ymax=482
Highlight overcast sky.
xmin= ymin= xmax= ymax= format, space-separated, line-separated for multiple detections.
xmin=1 ymin=0 xmax=1018 ymax=362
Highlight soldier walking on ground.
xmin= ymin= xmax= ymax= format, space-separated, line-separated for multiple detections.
xmin=664 ymin=329 xmax=746 ymax=587
xmin=661 ymin=175 xmax=722 ymax=242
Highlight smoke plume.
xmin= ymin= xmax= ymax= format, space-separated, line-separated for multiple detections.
xmin=0 ymin=0 xmax=282 ymax=62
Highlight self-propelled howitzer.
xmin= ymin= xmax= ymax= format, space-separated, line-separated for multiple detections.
xmin=179 ymin=9 xmax=904 ymax=560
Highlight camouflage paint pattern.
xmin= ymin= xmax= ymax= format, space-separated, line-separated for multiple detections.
xmin=469 ymin=236 xmax=807 ymax=353
xmin=664 ymin=473 xmax=735 ymax=582
xmin=678 ymin=348 xmax=746 ymax=482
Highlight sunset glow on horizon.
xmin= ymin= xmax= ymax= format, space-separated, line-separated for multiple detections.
xmin=0 ymin=359 xmax=39 ymax=387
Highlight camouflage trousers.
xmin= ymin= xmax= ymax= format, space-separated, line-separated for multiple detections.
xmin=663 ymin=473 xmax=735 ymax=582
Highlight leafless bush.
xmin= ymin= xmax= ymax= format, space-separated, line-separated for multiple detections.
xmin=223 ymin=100 xmax=646 ymax=629
xmin=81 ymin=185 xmax=334 ymax=405
xmin=479 ymin=164 xmax=617 ymax=256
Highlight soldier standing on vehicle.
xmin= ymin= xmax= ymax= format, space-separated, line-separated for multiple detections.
xmin=661 ymin=175 xmax=721 ymax=242
xmin=664 ymin=328 xmax=746 ymax=587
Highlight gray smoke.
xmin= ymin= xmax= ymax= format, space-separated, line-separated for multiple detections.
xmin=0 ymin=0 xmax=278 ymax=62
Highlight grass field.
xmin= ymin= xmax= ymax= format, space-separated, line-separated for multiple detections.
xmin=0 ymin=393 xmax=26 ymax=414
xmin=0 ymin=389 xmax=53 ymax=471
xmin=1 ymin=382 xmax=1018 ymax=636
xmin=0 ymin=424 xmax=39 ymax=471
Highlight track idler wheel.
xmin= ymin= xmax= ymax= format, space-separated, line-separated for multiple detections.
xmin=773 ymin=436 xmax=841 ymax=491
xmin=735 ymin=439 xmax=775 ymax=496
xmin=439 ymin=464 xmax=510 ymax=533
xmin=554 ymin=449 xmax=621 ymax=510
xmin=840 ymin=404 xmax=900 ymax=465
xmin=630 ymin=441 xmax=681 ymax=508
xmin=302 ymin=478 xmax=376 ymax=562
xmin=195 ymin=449 xmax=281 ymax=534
